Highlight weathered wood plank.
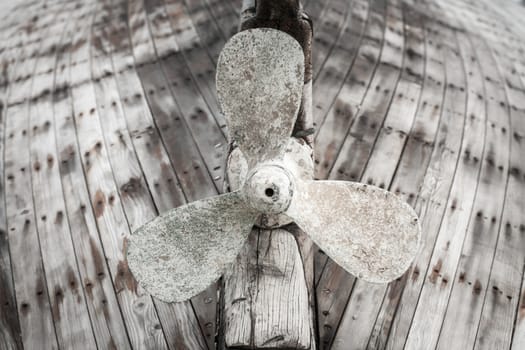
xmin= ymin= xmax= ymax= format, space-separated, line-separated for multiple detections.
xmin=473 ymin=37 xmax=525 ymax=350
xmin=222 ymin=228 xmax=256 ymax=347
xmin=303 ymin=0 xmax=329 ymax=26
xmin=366 ymin=14 xmax=445 ymax=350
xmin=312 ymin=0 xmax=370 ymax=134
xmin=0 ymin=1 xmax=37 ymax=348
xmin=223 ymin=228 xmax=312 ymax=349
xmin=330 ymin=2 xmax=412 ymax=349
xmin=310 ymin=0 xmax=348 ymax=80
xmin=162 ymin=0 xmax=227 ymax=134
xmin=98 ymin=0 xmax=211 ymax=347
xmin=328 ymin=6 xmax=425 ymax=349
xmin=432 ymin=22 xmax=510 ymax=350
xmin=92 ymin=2 xmax=205 ymax=347
xmin=129 ymin=1 xmax=221 ymax=346
xmin=253 ymin=229 xmax=312 ymax=348
xmin=317 ymin=1 xmax=404 ymax=347
xmin=182 ymin=0 xmax=228 ymax=63
xmin=314 ymin=8 xmax=388 ymax=349
xmin=313 ymin=0 xmax=383 ymax=294
xmin=28 ymin=4 xmax=99 ymax=347
xmin=402 ymin=18 xmax=484 ymax=350
xmin=384 ymin=13 xmax=469 ymax=349
xmin=129 ymin=0 xmax=217 ymax=201
xmin=52 ymin=2 xmax=133 ymax=348
xmin=66 ymin=1 xmax=170 ymax=347
xmin=313 ymin=0 xmax=386 ymax=281
xmin=450 ymin=0 xmax=525 ymax=348
xmin=4 ymin=3 xmax=67 ymax=349
xmin=330 ymin=0 xmax=405 ymax=180
xmin=2 ymin=0 xmax=525 ymax=348
xmin=128 ymin=0 xmax=218 ymax=201
xmin=312 ymin=0 xmax=369 ymax=180
xmin=202 ymin=0 xmax=238 ymax=41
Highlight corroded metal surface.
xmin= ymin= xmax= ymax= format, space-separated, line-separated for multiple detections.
xmin=242 ymin=164 xmax=295 ymax=214
xmin=216 ymin=28 xmax=305 ymax=167
xmin=288 ymin=181 xmax=421 ymax=283
xmin=124 ymin=23 xmax=420 ymax=301
xmin=127 ymin=26 xmax=421 ymax=303
xmin=226 ymin=137 xmax=314 ymax=228
xmin=128 ymin=162 xmax=420 ymax=301
xmin=127 ymin=193 xmax=258 ymax=302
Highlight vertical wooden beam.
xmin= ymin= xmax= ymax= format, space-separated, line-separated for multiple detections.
xmin=221 ymin=1 xmax=316 ymax=349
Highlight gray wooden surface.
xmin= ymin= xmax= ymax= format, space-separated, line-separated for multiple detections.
xmin=0 ymin=0 xmax=524 ymax=349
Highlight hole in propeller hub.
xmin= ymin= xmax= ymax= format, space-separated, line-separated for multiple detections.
xmin=243 ymin=164 xmax=294 ymax=215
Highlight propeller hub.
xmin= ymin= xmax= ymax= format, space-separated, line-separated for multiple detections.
xmin=243 ymin=164 xmax=294 ymax=215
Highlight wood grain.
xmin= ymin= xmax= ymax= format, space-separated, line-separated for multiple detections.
xmin=1 ymin=0 xmax=525 ymax=348
xmin=5 ymin=3 xmax=73 ymax=349
xmin=0 ymin=1 xmax=39 ymax=348
xmin=53 ymin=1 xmax=132 ymax=347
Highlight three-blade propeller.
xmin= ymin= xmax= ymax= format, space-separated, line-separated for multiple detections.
xmin=127 ymin=28 xmax=421 ymax=303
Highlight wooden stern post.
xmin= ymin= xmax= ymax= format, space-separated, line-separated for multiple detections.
xmin=220 ymin=0 xmax=316 ymax=349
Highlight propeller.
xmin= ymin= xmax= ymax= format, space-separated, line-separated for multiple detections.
xmin=126 ymin=28 xmax=421 ymax=303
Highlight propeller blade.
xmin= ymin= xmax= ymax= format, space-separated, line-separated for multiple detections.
xmin=127 ymin=192 xmax=259 ymax=302
xmin=286 ymin=181 xmax=421 ymax=283
xmin=216 ymin=28 xmax=305 ymax=166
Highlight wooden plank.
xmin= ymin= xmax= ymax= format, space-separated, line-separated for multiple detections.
xmin=143 ymin=0 xmax=226 ymax=192
xmin=312 ymin=0 xmax=369 ymax=136
xmin=433 ymin=29 xmax=510 ymax=350
xmin=97 ymin=0 xmax=211 ymax=348
xmin=4 ymin=3 xmax=66 ymax=349
xmin=92 ymin=0 xmax=201 ymax=345
xmin=223 ymin=226 xmax=317 ymax=349
xmin=28 ymin=4 xmax=99 ymax=347
xmin=312 ymin=0 xmax=385 ymax=292
xmin=384 ymin=17 xmax=469 ymax=350
xmin=304 ymin=0 xmax=335 ymax=78
xmin=367 ymin=14 xmax=447 ymax=350
xmin=313 ymin=0 xmax=385 ymax=288
xmin=451 ymin=0 xmax=525 ymax=348
xmin=66 ymin=1 xmax=170 ymax=347
xmin=162 ymin=0 xmax=227 ymax=138
xmin=202 ymin=0 xmax=238 ymax=41
xmin=128 ymin=1 xmax=220 ymax=347
xmin=330 ymin=3 xmax=423 ymax=349
xmin=328 ymin=6 xmax=425 ymax=349
xmin=0 ymin=1 xmax=37 ymax=348
xmin=316 ymin=3 xmax=386 ymax=346
xmin=402 ymin=20 xmax=488 ymax=350
xmin=312 ymin=0 xmax=369 ymax=179
xmin=473 ymin=35 xmax=525 ymax=350
xmin=222 ymin=228 xmax=257 ymax=347
xmin=330 ymin=0 xmax=405 ymax=181
xmin=52 ymin=1 xmax=133 ymax=348
xmin=310 ymin=0 xmax=348 ymax=80
xmin=128 ymin=0 xmax=217 ymax=201
xmin=182 ymin=0 xmax=228 ymax=63
xmin=316 ymin=1 xmax=405 ymax=347
xmin=253 ymin=228 xmax=312 ymax=348
xmin=223 ymin=228 xmax=312 ymax=349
